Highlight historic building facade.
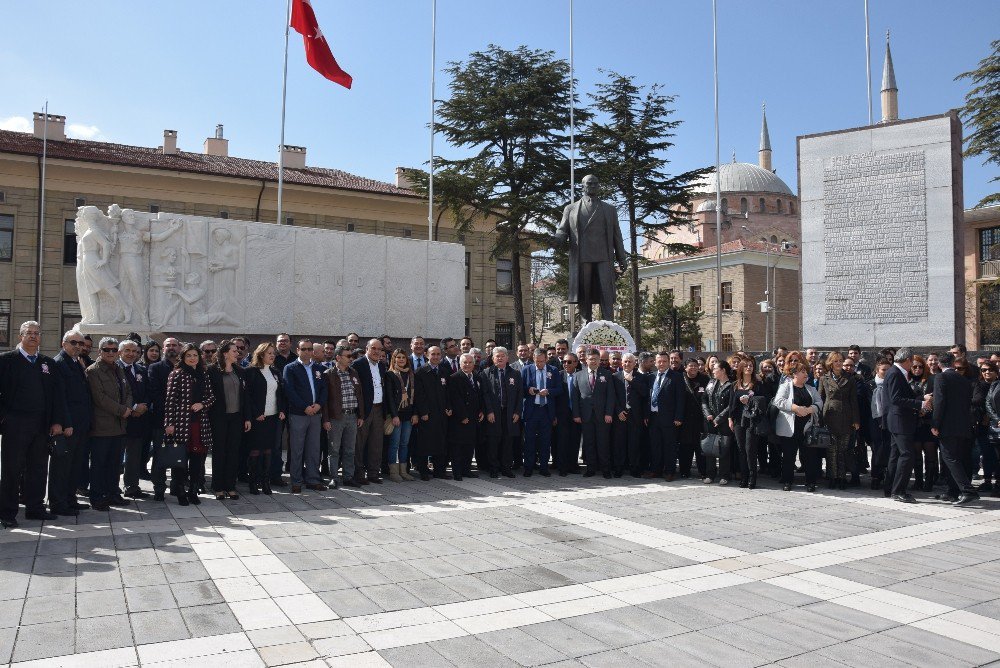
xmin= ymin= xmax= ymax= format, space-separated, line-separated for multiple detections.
xmin=639 ymin=106 xmax=802 ymax=351
xmin=0 ymin=113 xmax=528 ymax=349
xmin=964 ymin=204 xmax=1000 ymax=350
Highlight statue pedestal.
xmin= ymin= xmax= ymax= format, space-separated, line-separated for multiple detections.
xmin=571 ymin=320 xmax=636 ymax=354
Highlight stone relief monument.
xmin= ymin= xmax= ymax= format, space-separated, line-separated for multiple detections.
xmin=74 ymin=206 xmax=466 ymax=338
xmin=797 ymin=111 xmax=964 ymax=347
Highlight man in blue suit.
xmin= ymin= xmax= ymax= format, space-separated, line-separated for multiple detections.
xmin=646 ymin=351 xmax=686 ymax=480
xmin=118 ymin=340 xmax=151 ymax=499
xmin=521 ymin=348 xmax=562 ymax=476
xmin=283 ymin=338 xmax=329 ymax=493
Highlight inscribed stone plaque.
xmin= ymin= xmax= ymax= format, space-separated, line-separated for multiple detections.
xmin=797 ymin=112 xmax=963 ymax=347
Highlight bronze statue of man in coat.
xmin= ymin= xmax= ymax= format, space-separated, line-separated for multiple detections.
xmin=553 ymin=174 xmax=628 ymax=323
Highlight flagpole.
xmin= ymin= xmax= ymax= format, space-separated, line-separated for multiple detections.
xmin=36 ymin=100 xmax=48 ymax=322
xmin=712 ymin=0 xmax=722 ymax=352
xmin=278 ymin=0 xmax=292 ymax=225
xmin=569 ymin=0 xmax=575 ymax=200
xmin=428 ymin=0 xmax=437 ymax=241
xmin=864 ymin=0 xmax=872 ymax=125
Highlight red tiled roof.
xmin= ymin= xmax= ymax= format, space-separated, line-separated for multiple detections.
xmin=650 ymin=238 xmax=800 ymax=264
xmin=0 ymin=130 xmax=419 ymax=198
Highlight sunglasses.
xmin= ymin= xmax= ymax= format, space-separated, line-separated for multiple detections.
xmin=204 ymin=349 xmax=218 ymax=355
xmin=101 ymin=347 xmax=118 ymax=353
xmin=67 ymin=341 xmax=84 ymax=346
xmin=981 ymin=368 xmax=993 ymax=373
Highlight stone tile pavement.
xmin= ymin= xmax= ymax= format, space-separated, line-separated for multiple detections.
xmin=1 ymin=473 xmax=1000 ymax=667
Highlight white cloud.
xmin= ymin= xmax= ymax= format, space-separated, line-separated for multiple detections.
xmin=0 ymin=116 xmax=31 ymax=132
xmin=67 ymin=123 xmax=103 ymax=140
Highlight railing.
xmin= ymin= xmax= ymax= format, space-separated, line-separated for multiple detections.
xmin=980 ymin=259 xmax=1000 ymax=279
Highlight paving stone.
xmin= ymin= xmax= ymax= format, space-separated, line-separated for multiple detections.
xmin=11 ymin=618 xmax=75 ymax=662
xmin=522 ymin=620 xmax=610 ymax=659
xmin=129 ymin=608 xmax=189 ymax=644
xmin=180 ymin=601 xmax=243 ymax=637
xmin=74 ymin=613 xmax=134 ymax=653
xmin=478 ymin=627 xmax=572 ymax=666
xmin=379 ymin=642 xmax=457 ymax=667
xmin=76 ymin=587 xmax=128 ymax=618
xmin=125 ymin=583 xmax=176 ymax=612
xmin=169 ymin=579 xmax=225 ymax=607
xmin=429 ymin=635 xmax=519 ymax=668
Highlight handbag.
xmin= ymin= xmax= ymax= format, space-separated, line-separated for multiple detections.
xmin=383 ymin=415 xmax=395 ymax=436
xmin=747 ymin=397 xmax=772 ymax=437
xmin=806 ymin=425 xmax=833 ymax=449
xmin=700 ymin=432 xmax=729 ymax=458
xmin=157 ymin=439 xmax=187 ymax=469
xmin=49 ymin=435 xmax=70 ymax=458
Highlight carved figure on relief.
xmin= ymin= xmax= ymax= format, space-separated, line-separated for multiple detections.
xmin=207 ymin=228 xmax=243 ymax=324
xmin=76 ymin=206 xmax=129 ymax=324
xmin=117 ymin=209 xmax=182 ymax=325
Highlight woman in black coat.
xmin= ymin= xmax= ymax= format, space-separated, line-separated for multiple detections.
xmin=678 ymin=359 xmax=708 ymax=479
xmin=207 ymin=340 xmax=251 ymax=500
xmin=757 ymin=358 xmax=781 ymax=478
xmin=244 ymin=343 xmax=287 ymax=495
xmin=702 ymin=360 xmax=734 ymax=485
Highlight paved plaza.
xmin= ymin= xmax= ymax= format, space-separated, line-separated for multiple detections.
xmin=2 ymin=475 xmax=1000 ymax=667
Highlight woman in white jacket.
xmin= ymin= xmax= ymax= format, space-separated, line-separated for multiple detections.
xmin=774 ymin=362 xmax=823 ymax=492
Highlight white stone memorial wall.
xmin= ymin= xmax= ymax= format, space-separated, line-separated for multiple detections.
xmin=797 ymin=112 xmax=963 ymax=347
xmin=74 ymin=205 xmax=465 ymax=338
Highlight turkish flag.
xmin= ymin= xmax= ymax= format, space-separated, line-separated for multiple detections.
xmin=290 ymin=0 xmax=353 ymax=89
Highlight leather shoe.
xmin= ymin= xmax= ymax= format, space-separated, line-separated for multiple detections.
xmin=602 ymin=471 xmax=612 ymax=479
xmin=583 ymin=470 xmax=596 ymax=478
xmin=539 ymin=470 xmax=551 ymax=477
xmin=51 ymin=507 xmax=79 ymax=517
xmin=935 ymin=493 xmax=958 ymax=503
xmin=559 ymin=471 xmax=568 ymax=477
xmin=1 ymin=517 xmax=18 ymax=528
xmin=108 ymin=497 xmax=131 ymax=507
xmin=503 ymin=471 xmax=515 ymax=478
xmin=307 ymin=483 xmax=328 ymax=491
xmin=641 ymin=472 xmax=657 ymax=479
xmin=954 ymin=494 xmax=980 ymax=506
xmin=419 ymin=472 xmax=431 ymax=481
xmin=368 ymin=476 xmax=383 ymax=484
xmin=489 ymin=471 xmax=499 ymax=479
xmin=71 ymin=501 xmax=90 ymax=510
xmin=270 ymin=477 xmax=288 ymax=487
xmin=153 ymin=492 xmax=165 ymax=502
xmin=664 ymin=473 xmax=675 ymax=482
xmin=892 ymin=494 xmax=917 ymax=504
xmin=343 ymin=479 xmax=361 ymax=487
xmin=125 ymin=489 xmax=149 ymax=499
xmin=453 ymin=474 xmax=463 ymax=481
xmin=91 ymin=501 xmax=111 ymax=511
xmin=466 ymin=472 xmax=480 ymax=479
xmin=523 ymin=470 xmax=532 ymax=477
xmin=291 ymin=485 xmax=302 ymax=494
xmin=25 ymin=509 xmax=58 ymax=521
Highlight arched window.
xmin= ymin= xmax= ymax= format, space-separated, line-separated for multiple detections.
xmin=759 ymin=197 xmax=766 ymax=212
xmin=789 ymin=201 xmax=795 ymax=214
xmin=740 ymin=197 xmax=748 ymax=214
xmin=776 ymin=198 xmax=783 ymax=213
xmin=770 ymin=235 xmax=778 ymax=244
xmin=721 ymin=197 xmax=728 ymax=211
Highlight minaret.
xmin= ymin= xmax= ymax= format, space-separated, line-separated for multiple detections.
xmin=758 ymin=102 xmax=772 ymax=171
xmin=880 ymin=30 xmax=898 ymax=123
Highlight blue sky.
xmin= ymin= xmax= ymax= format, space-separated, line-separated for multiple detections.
xmin=1 ymin=0 xmax=996 ymax=206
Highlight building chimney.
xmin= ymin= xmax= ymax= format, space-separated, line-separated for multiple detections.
xmin=394 ymin=166 xmax=424 ymax=189
xmin=203 ymin=124 xmax=229 ymax=157
xmin=32 ymin=112 xmax=66 ymax=141
xmin=280 ymin=144 xmax=307 ymax=170
xmin=162 ymin=130 xmax=178 ymax=155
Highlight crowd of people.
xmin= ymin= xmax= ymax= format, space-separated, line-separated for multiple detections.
xmin=0 ymin=320 xmax=995 ymax=529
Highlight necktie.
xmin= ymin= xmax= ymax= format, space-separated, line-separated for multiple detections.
xmin=27 ymin=354 xmax=36 ymax=364
xmin=652 ymin=372 xmax=664 ymax=409
xmin=497 ymin=368 xmax=505 ymax=407
xmin=590 ymin=371 xmax=596 ymax=389
xmin=536 ymin=368 xmax=546 ymax=406
xmin=415 ymin=357 xmax=422 ymax=369
xmin=452 ymin=358 xmax=458 ymax=372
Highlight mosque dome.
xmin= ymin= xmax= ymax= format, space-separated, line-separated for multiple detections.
xmin=693 ymin=161 xmax=794 ymax=196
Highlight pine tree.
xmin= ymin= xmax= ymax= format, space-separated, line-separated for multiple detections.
xmin=957 ymin=39 xmax=1000 ymax=207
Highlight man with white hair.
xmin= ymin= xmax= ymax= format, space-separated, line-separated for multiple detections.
xmin=883 ymin=347 xmax=928 ymax=503
xmin=482 ymin=346 xmax=523 ymax=478
xmin=86 ymin=337 xmax=133 ymax=511
xmin=0 ymin=322 xmax=65 ymax=527
xmin=50 ymin=330 xmax=92 ymax=516
xmin=447 ymin=353 xmax=491 ymax=479
xmin=119 ymin=340 xmax=151 ymax=499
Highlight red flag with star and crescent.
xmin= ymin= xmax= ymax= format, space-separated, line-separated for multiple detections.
xmin=290 ymin=0 xmax=353 ymax=89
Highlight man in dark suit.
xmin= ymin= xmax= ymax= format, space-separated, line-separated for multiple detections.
xmin=554 ymin=353 xmax=582 ymax=475
xmin=0 ymin=321 xmax=65 ymax=527
xmin=409 ymin=336 xmax=429 ymax=371
xmin=884 ymin=347 xmax=928 ymax=503
xmin=521 ymin=348 xmax=562 ymax=476
xmin=439 ymin=338 xmax=461 ymax=376
xmin=613 ymin=353 xmax=650 ymax=477
xmin=351 ymin=339 xmax=397 ymax=484
xmin=447 ymin=353 xmax=491 ymax=480
xmin=932 ymin=352 xmax=978 ymax=505
xmin=118 ymin=340 xmax=151 ymax=499
xmin=572 ymin=348 xmax=617 ymax=478
xmin=482 ymin=346 xmax=523 ymax=478
xmin=646 ymin=351 xmax=685 ymax=480
xmin=50 ymin=330 xmax=92 ymax=516
xmin=414 ymin=345 xmax=451 ymax=480
xmin=148 ymin=337 xmax=181 ymax=500
xmin=283 ymin=338 xmax=329 ymax=493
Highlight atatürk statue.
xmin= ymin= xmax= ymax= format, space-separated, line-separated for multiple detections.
xmin=553 ymin=174 xmax=627 ymax=323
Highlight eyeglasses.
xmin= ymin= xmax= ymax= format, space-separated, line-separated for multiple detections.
xmin=67 ymin=341 xmax=84 ymax=346
xmin=101 ymin=347 xmax=118 ymax=353
xmin=981 ymin=367 xmax=993 ymax=373
xmin=203 ymin=349 xmax=218 ymax=355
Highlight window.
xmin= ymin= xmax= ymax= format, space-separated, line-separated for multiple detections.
xmin=789 ymin=201 xmax=795 ymax=214
xmin=403 ymin=228 xmax=412 ymax=238
xmin=465 ymin=252 xmax=471 ymax=289
xmin=721 ymin=333 xmax=735 ymax=351
xmin=465 ymin=319 xmax=470 ymax=336
xmin=721 ymin=197 xmax=728 ymax=211
xmin=0 ymin=214 xmax=12 ymax=262
xmin=74 ymin=197 xmax=85 ymax=208
xmin=0 ymin=191 xmax=5 ymax=203
xmin=759 ymin=197 xmax=766 ymax=212
xmin=770 ymin=234 xmax=778 ymax=244
xmin=740 ymin=197 xmax=748 ymax=214
xmin=776 ymin=199 xmax=783 ymax=213
xmin=721 ymin=282 xmax=733 ymax=311
xmin=496 ymin=259 xmax=512 ymax=295
xmin=690 ymin=285 xmax=702 ymax=311
xmin=346 ymin=223 xmax=355 ymax=232
xmin=980 ymin=227 xmax=1000 ymax=262
xmin=219 ymin=211 xmax=229 ymax=219
xmin=542 ymin=304 xmax=550 ymax=327
xmin=285 ymin=216 xmax=294 ymax=225
xmin=495 ymin=322 xmax=514 ymax=349
xmin=61 ymin=301 xmax=80 ymax=337
xmin=149 ymin=204 xmax=159 ymax=214
xmin=664 ymin=288 xmax=674 ymax=303
xmin=63 ymin=219 xmax=76 ymax=265
xmin=561 ymin=305 xmax=569 ymax=322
